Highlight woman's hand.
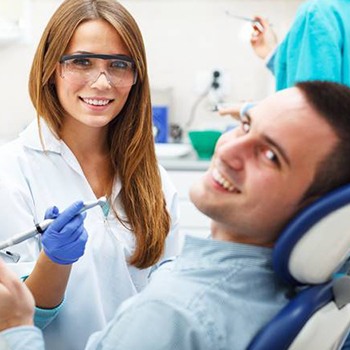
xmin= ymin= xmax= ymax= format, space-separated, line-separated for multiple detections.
xmin=42 ymin=202 xmax=88 ymax=265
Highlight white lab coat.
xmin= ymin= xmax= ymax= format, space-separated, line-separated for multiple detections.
xmin=0 ymin=120 xmax=182 ymax=350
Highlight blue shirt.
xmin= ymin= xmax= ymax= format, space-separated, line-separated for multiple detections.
xmin=0 ymin=236 xmax=295 ymax=350
xmin=271 ymin=0 xmax=350 ymax=90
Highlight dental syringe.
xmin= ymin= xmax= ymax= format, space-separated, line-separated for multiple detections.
xmin=0 ymin=197 xmax=107 ymax=251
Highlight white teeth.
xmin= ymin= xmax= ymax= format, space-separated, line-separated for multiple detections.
xmin=83 ymin=98 xmax=110 ymax=106
xmin=212 ymin=168 xmax=236 ymax=192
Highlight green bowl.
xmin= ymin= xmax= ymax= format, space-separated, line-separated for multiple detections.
xmin=188 ymin=130 xmax=222 ymax=160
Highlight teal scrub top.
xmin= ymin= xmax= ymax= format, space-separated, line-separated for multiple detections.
xmin=272 ymin=0 xmax=350 ymax=90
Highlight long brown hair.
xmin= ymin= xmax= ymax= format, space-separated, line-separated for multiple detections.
xmin=29 ymin=0 xmax=170 ymax=268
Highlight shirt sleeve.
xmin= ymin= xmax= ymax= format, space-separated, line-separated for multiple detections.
xmin=265 ymin=48 xmax=277 ymax=75
xmin=0 ymin=326 xmax=45 ymax=350
xmin=274 ymin=1 xmax=343 ymax=90
xmin=85 ymin=300 xmax=209 ymax=350
xmin=19 ymin=275 xmax=64 ymax=329
xmin=34 ymin=300 xmax=64 ymax=329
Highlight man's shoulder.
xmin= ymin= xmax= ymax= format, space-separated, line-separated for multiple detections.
xmin=103 ymin=294 xmax=211 ymax=350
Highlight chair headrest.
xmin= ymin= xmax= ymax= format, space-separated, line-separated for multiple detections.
xmin=273 ymin=184 xmax=350 ymax=286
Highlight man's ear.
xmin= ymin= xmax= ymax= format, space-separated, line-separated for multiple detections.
xmin=298 ymin=194 xmax=321 ymax=212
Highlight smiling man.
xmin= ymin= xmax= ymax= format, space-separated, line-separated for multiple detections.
xmin=191 ymin=85 xmax=339 ymax=246
xmin=1 ymin=81 xmax=350 ymax=350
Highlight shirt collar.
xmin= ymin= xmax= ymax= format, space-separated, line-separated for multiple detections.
xmin=19 ymin=119 xmax=62 ymax=154
xmin=178 ymin=235 xmax=273 ymax=268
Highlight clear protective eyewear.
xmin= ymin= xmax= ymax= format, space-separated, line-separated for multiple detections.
xmin=59 ymin=53 xmax=137 ymax=88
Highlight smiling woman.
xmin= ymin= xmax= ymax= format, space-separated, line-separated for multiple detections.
xmin=54 ymin=19 xmax=135 ymax=134
xmin=0 ymin=1 xmax=182 ymax=350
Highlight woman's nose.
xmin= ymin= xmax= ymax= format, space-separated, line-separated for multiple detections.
xmin=90 ymin=72 xmax=112 ymax=89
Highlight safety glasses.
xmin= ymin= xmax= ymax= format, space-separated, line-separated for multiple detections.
xmin=59 ymin=53 xmax=137 ymax=87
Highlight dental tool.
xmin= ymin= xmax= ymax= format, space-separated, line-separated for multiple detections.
xmin=0 ymin=250 xmax=20 ymax=263
xmin=225 ymin=11 xmax=265 ymax=32
xmin=0 ymin=197 xmax=107 ymax=251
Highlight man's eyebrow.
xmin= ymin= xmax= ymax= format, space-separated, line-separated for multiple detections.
xmin=244 ymin=111 xmax=291 ymax=167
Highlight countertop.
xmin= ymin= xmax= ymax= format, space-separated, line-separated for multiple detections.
xmin=157 ymin=151 xmax=211 ymax=171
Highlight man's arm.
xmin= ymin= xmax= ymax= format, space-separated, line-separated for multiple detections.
xmin=86 ymin=299 xmax=209 ymax=350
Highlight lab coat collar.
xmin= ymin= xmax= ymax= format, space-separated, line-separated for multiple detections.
xmin=19 ymin=119 xmax=62 ymax=154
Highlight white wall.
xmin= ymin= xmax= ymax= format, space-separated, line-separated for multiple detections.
xmin=0 ymin=0 xmax=302 ymax=142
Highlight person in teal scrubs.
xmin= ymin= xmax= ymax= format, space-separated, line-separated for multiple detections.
xmin=265 ymin=0 xmax=350 ymax=90
xmin=219 ymin=0 xmax=350 ymax=118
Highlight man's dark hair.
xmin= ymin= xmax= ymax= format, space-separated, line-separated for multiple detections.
xmin=297 ymin=81 xmax=350 ymax=201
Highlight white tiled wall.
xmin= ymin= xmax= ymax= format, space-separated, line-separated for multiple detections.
xmin=0 ymin=0 xmax=302 ymax=141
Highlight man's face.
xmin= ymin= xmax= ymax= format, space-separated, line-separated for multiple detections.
xmin=190 ymin=88 xmax=338 ymax=246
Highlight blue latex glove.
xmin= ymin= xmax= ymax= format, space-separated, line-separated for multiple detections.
xmin=42 ymin=201 xmax=88 ymax=265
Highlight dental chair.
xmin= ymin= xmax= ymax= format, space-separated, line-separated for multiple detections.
xmin=248 ymin=184 xmax=350 ymax=350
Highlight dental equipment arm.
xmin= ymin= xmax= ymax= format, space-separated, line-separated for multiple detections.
xmin=0 ymin=197 xmax=107 ymax=251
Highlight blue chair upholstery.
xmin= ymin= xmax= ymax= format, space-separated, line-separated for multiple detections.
xmin=248 ymin=184 xmax=350 ymax=350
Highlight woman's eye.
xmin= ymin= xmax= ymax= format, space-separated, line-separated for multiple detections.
xmin=72 ymin=58 xmax=91 ymax=67
xmin=110 ymin=60 xmax=129 ymax=70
